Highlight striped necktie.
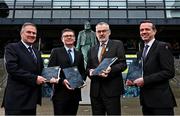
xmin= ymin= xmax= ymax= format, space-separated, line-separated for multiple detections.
xmin=142 ymin=45 xmax=149 ymax=60
xmin=28 ymin=46 xmax=37 ymax=63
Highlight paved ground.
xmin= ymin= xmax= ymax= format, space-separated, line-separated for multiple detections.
xmin=0 ymin=97 xmax=180 ymax=115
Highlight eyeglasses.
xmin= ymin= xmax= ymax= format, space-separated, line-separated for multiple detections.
xmin=62 ymin=35 xmax=75 ymax=38
xmin=96 ymin=30 xmax=109 ymax=34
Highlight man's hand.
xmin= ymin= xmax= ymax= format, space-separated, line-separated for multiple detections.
xmin=99 ymin=66 xmax=111 ymax=78
xmin=50 ymin=77 xmax=60 ymax=84
xmin=63 ymin=79 xmax=74 ymax=90
xmin=133 ymin=77 xmax=144 ymax=87
xmin=89 ymin=69 xmax=94 ymax=76
xmin=125 ymin=79 xmax=135 ymax=86
xmin=36 ymin=76 xmax=46 ymax=85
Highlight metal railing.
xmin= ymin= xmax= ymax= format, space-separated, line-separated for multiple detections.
xmin=0 ymin=0 xmax=180 ymax=19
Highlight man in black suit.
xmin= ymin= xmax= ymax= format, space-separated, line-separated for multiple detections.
xmin=126 ymin=20 xmax=177 ymax=115
xmin=48 ymin=28 xmax=86 ymax=115
xmin=1 ymin=22 xmax=47 ymax=115
xmin=86 ymin=22 xmax=127 ymax=115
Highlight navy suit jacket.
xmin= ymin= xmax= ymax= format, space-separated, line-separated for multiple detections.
xmin=86 ymin=39 xmax=127 ymax=97
xmin=48 ymin=47 xmax=86 ymax=101
xmin=137 ymin=40 xmax=177 ymax=108
xmin=2 ymin=41 xmax=44 ymax=110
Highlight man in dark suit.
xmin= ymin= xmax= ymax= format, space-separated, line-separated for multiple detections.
xmin=86 ymin=22 xmax=127 ymax=115
xmin=48 ymin=28 xmax=86 ymax=115
xmin=126 ymin=20 xmax=177 ymax=115
xmin=1 ymin=22 xmax=47 ymax=115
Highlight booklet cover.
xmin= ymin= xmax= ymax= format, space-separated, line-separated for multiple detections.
xmin=41 ymin=66 xmax=61 ymax=82
xmin=92 ymin=57 xmax=118 ymax=76
xmin=63 ymin=66 xmax=85 ymax=89
xmin=126 ymin=58 xmax=143 ymax=81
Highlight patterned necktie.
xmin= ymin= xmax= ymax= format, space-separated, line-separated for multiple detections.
xmin=142 ymin=45 xmax=149 ymax=60
xmin=68 ymin=49 xmax=73 ymax=64
xmin=28 ymin=46 xmax=37 ymax=63
xmin=99 ymin=43 xmax=106 ymax=62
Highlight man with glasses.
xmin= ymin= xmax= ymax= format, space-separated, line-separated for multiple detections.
xmin=48 ymin=28 xmax=86 ymax=115
xmin=86 ymin=22 xmax=127 ymax=115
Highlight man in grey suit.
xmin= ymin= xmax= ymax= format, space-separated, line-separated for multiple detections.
xmin=126 ymin=20 xmax=177 ymax=115
xmin=1 ymin=22 xmax=47 ymax=115
xmin=76 ymin=21 xmax=97 ymax=68
xmin=86 ymin=22 xmax=127 ymax=115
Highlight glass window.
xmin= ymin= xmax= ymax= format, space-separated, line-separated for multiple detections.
xmin=147 ymin=10 xmax=165 ymax=18
xmin=53 ymin=0 xmax=70 ymax=8
xmin=72 ymin=0 xmax=89 ymax=8
xmin=90 ymin=10 xmax=108 ymax=18
xmin=109 ymin=0 xmax=126 ymax=8
xmin=15 ymin=10 xmax=32 ymax=18
xmin=128 ymin=10 xmax=146 ymax=18
xmin=33 ymin=10 xmax=51 ymax=18
xmin=53 ymin=10 xmax=70 ymax=18
xmin=90 ymin=0 xmax=107 ymax=8
xmin=109 ymin=10 xmax=127 ymax=18
xmin=71 ymin=10 xmax=89 ymax=18
xmin=16 ymin=0 xmax=33 ymax=8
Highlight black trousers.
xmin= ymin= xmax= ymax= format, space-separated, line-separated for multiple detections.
xmin=5 ymin=108 xmax=36 ymax=115
xmin=53 ymin=98 xmax=79 ymax=115
xmin=142 ymin=106 xmax=174 ymax=115
xmin=90 ymin=90 xmax=121 ymax=115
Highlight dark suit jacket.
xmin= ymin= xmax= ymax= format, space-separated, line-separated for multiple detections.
xmin=48 ymin=47 xmax=86 ymax=101
xmin=137 ymin=40 xmax=177 ymax=108
xmin=86 ymin=40 xmax=127 ymax=97
xmin=1 ymin=41 xmax=43 ymax=110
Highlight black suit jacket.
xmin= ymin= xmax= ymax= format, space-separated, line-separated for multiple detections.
xmin=137 ymin=40 xmax=177 ymax=108
xmin=1 ymin=41 xmax=43 ymax=110
xmin=86 ymin=40 xmax=127 ymax=97
xmin=48 ymin=47 xmax=86 ymax=101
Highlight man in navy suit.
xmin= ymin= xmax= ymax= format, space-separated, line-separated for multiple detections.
xmin=126 ymin=20 xmax=177 ymax=115
xmin=86 ymin=22 xmax=127 ymax=115
xmin=48 ymin=28 xmax=86 ymax=115
xmin=1 ymin=22 xmax=47 ymax=115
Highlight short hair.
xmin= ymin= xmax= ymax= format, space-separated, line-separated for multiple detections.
xmin=20 ymin=22 xmax=37 ymax=34
xmin=95 ymin=22 xmax=111 ymax=32
xmin=140 ymin=20 xmax=156 ymax=31
xmin=61 ymin=28 xmax=75 ymax=36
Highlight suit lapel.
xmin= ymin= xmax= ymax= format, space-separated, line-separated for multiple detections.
xmin=144 ymin=40 xmax=158 ymax=63
xmin=102 ymin=40 xmax=112 ymax=60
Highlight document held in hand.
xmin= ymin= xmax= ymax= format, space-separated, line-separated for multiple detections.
xmin=92 ymin=57 xmax=118 ymax=76
xmin=126 ymin=58 xmax=143 ymax=81
xmin=63 ymin=66 xmax=85 ymax=89
xmin=41 ymin=66 xmax=61 ymax=82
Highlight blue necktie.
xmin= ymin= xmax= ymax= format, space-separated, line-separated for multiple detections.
xmin=28 ymin=47 xmax=37 ymax=63
xmin=142 ymin=45 xmax=149 ymax=60
xmin=68 ymin=49 xmax=73 ymax=64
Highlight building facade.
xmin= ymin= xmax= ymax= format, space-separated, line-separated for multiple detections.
xmin=0 ymin=0 xmax=180 ymax=57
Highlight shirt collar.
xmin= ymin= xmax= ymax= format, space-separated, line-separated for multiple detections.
xmin=100 ymin=40 xmax=109 ymax=46
xmin=21 ymin=40 xmax=32 ymax=49
xmin=145 ymin=38 xmax=155 ymax=48
xmin=64 ymin=45 xmax=74 ymax=52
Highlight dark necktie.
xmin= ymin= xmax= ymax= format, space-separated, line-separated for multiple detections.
xmin=142 ymin=45 xmax=149 ymax=60
xmin=99 ymin=43 xmax=106 ymax=62
xmin=68 ymin=49 xmax=73 ymax=64
xmin=28 ymin=47 xmax=37 ymax=62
